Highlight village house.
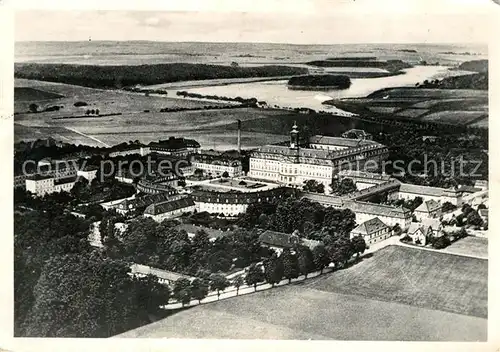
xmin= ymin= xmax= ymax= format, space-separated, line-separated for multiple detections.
xmin=406 ymin=218 xmax=442 ymax=246
xmin=129 ymin=263 xmax=194 ymax=285
xmin=258 ymin=230 xmax=321 ymax=255
xmin=414 ymin=199 xmax=442 ymax=221
xmin=341 ymin=129 xmax=373 ymax=140
xmin=350 ymin=217 xmax=392 ymax=246
xmin=474 ymin=180 xmax=488 ymax=191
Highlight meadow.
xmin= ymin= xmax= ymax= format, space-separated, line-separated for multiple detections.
xmin=310 ymin=246 xmax=487 ymax=318
xmin=118 ymin=245 xmax=487 ymax=340
xmin=330 ymin=87 xmax=488 ymax=128
xmin=441 ymin=236 xmax=488 ymax=258
xmin=14 ymin=79 xmax=291 ymax=149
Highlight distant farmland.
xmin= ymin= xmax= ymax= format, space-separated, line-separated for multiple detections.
xmin=14 ymin=87 xmax=64 ymax=101
xmin=327 ymin=87 xmax=488 ymax=128
xmin=14 ymin=79 xmax=291 ymax=149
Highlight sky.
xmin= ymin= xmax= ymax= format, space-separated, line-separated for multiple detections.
xmin=13 ymin=0 xmax=497 ymax=44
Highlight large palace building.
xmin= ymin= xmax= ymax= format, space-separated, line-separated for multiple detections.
xmin=248 ymin=124 xmax=388 ymax=191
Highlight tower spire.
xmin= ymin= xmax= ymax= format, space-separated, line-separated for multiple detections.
xmin=290 ymin=122 xmax=299 ymax=149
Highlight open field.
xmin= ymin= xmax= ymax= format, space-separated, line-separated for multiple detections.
xmin=329 ymin=87 xmax=488 ymax=127
xmin=117 ymin=243 xmax=487 ymax=341
xmin=15 ymin=79 xmax=226 ymax=117
xmin=14 ymin=79 xmax=292 ymax=149
xmin=14 ymin=87 xmax=64 ymax=101
xmin=441 ymin=236 xmax=488 ymax=258
xmin=367 ymin=106 xmax=400 ymax=114
xmin=470 ymin=119 xmax=489 ymax=128
xmin=117 ymin=285 xmax=485 ymax=340
xmin=395 ymin=108 xmax=429 ymax=118
xmin=421 ymin=110 xmax=486 ymax=124
xmin=117 ymin=245 xmax=486 ymax=340
xmin=367 ymin=87 xmax=487 ymax=99
xmin=309 ymin=246 xmax=487 ymax=318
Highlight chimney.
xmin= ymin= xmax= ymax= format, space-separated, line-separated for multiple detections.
xmin=237 ymin=119 xmax=241 ymax=154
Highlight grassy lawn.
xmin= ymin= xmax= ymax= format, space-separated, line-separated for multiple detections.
xmin=441 ymin=236 xmax=488 ymax=258
xmin=117 ymin=281 xmax=486 ymax=341
xmin=117 ymin=244 xmax=487 ymax=340
xmin=309 ymin=245 xmax=487 ymax=318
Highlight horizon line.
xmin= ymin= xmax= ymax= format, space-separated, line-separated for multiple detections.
xmin=14 ymin=39 xmax=488 ymax=46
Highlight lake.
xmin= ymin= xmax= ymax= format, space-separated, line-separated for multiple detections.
xmin=180 ymin=65 xmax=474 ymax=113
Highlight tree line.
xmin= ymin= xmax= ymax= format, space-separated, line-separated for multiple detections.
xmin=14 ymin=63 xmax=307 ymax=89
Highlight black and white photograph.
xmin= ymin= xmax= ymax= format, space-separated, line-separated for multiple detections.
xmin=3 ymin=0 xmax=498 ymax=346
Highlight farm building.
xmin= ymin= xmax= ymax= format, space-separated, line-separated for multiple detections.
xmin=350 ymin=217 xmax=391 ymax=246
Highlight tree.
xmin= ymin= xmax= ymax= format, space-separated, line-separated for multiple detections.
xmin=466 ymin=210 xmax=483 ymax=227
xmin=432 ymin=236 xmax=451 ymax=249
xmin=222 ymin=171 xmax=230 ymax=178
xmin=173 ymin=278 xmax=192 ymax=307
xmin=296 ymin=245 xmax=315 ymax=278
xmin=232 ymin=275 xmax=245 ymax=296
xmin=95 ymin=108 xmax=100 ymax=115
xmin=134 ymin=274 xmax=171 ymax=312
xmin=22 ymin=253 xmax=155 ymax=337
xmin=303 ymin=179 xmax=324 ymax=193
xmin=209 ymin=274 xmax=230 ymax=300
xmin=351 ymin=236 xmax=367 ymax=257
xmin=312 ymin=245 xmax=330 ymax=274
xmin=85 ymin=109 xmax=91 ymax=115
xmin=392 ymin=223 xmax=402 ymax=237
xmin=263 ymin=254 xmax=284 ymax=287
xmin=28 ymin=103 xmax=39 ymax=113
xmin=245 ymin=264 xmax=264 ymax=291
xmin=280 ymin=248 xmax=299 ymax=283
xmin=190 ymin=278 xmax=209 ymax=304
xmin=442 ymin=201 xmax=456 ymax=213
xmin=189 ymin=229 xmax=211 ymax=270
xmin=330 ymin=178 xmax=357 ymax=196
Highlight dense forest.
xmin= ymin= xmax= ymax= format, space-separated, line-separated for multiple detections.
xmin=288 ymin=74 xmax=351 ymax=89
xmin=305 ymin=59 xmax=412 ymax=73
xmin=457 ymin=59 xmax=488 ymax=73
xmin=14 ymin=63 xmax=308 ymax=89
xmin=417 ymin=73 xmax=488 ymax=90
xmin=14 ymin=204 xmax=171 ymax=337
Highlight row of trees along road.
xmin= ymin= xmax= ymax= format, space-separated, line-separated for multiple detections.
xmin=169 ymin=236 xmax=367 ymax=306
